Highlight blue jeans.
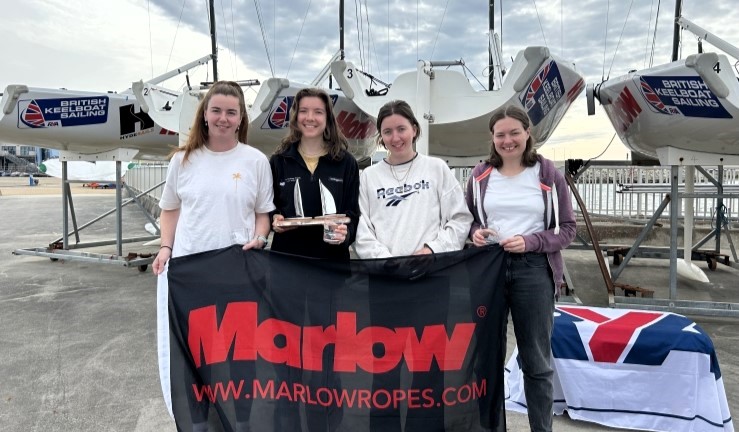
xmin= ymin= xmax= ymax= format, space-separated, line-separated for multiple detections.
xmin=505 ymin=252 xmax=555 ymax=432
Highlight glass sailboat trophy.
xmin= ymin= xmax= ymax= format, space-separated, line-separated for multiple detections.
xmin=274 ymin=178 xmax=350 ymax=227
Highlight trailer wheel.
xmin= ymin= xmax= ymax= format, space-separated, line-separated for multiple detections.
xmin=707 ymin=257 xmax=717 ymax=271
xmin=613 ymin=253 xmax=623 ymax=266
xmin=138 ymin=265 xmax=148 ymax=272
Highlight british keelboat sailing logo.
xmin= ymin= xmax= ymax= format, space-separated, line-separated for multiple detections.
xmin=638 ymin=78 xmax=676 ymax=115
xmin=19 ymin=100 xmax=45 ymax=127
xmin=637 ymin=76 xmax=732 ymax=118
xmin=519 ymin=61 xmax=565 ymax=126
xmin=17 ymin=96 xmax=109 ymax=129
xmin=264 ymin=96 xmax=293 ymax=129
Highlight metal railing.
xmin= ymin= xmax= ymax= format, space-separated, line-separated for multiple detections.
xmin=0 ymin=150 xmax=39 ymax=173
xmin=128 ymin=162 xmax=739 ymax=225
xmin=458 ymin=164 xmax=739 ymax=223
xmin=125 ymin=163 xmax=168 ymax=201
xmin=572 ymin=165 xmax=739 ymax=222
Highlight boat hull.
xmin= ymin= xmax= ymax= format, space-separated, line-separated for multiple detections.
xmin=0 ymin=86 xmax=177 ymax=160
xmin=247 ymin=81 xmax=377 ymax=163
xmin=136 ymin=80 xmax=377 ymax=164
xmin=595 ymin=52 xmax=739 ymax=161
xmin=332 ymin=47 xmax=585 ymax=159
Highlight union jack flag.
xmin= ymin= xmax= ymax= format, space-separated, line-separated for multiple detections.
xmin=266 ymin=96 xmax=293 ymax=129
xmin=639 ymin=78 xmax=676 ymax=115
xmin=521 ymin=61 xmax=553 ymax=110
xmin=20 ymin=100 xmax=46 ymax=128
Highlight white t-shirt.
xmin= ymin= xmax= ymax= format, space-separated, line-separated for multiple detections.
xmin=159 ymin=143 xmax=275 ymax=257
xmin=484 ymin=163 xmax=545 ymax=241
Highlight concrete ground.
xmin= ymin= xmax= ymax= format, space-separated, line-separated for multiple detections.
xmin=0 ymin=180 xmax=736 ymax=431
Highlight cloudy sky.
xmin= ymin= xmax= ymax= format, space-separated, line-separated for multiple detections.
xmin=1 ymin=0 xmax=738 ymax=161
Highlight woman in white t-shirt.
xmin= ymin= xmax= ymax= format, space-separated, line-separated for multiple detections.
xmin=465 ymin=105 xmax=576 ymax=432
xmin=152 ymin=81 xmax=275 ymax=272
xmin=151 ymin=81 xmax=275 ymax=432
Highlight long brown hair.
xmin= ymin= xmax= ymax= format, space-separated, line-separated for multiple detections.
xmin=274 ymin=87 xmax=348 ymax=160
xmin=486 ymin=105 xmax=538 ymax=168
xmin=375 ymin=100 xmax=421 ymax=148
xmin=171 ymin=81 xmax=249 ymax=163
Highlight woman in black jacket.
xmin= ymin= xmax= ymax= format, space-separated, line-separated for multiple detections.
xmin=269 ymin=87 xmax=360 ymax=260
xmin=268 ymin=87 xmax=360 ymax=431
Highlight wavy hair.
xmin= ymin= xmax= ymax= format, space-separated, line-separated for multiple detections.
xmin=171 ymin=81 xmax=248 ymax=163
xmin=375 ymin=100 xmax=421 ymax=149
xmin=274 ymin=87 xmax=348 ymax=160
xmin=486 ymin=105 xmax=538 ymax=168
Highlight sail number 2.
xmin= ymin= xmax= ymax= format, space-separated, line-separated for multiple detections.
xmin=713 ymin=62 xmax=721 ymax=74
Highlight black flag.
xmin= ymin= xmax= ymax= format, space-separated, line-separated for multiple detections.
xmin=163 ymin=245 xmax=506 ymax=432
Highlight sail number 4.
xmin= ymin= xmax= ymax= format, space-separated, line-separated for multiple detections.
xmin=713 ymin=62 xmax=721 ymax=74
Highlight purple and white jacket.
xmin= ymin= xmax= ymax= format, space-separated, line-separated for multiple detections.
xmin=464 ymin=155 xmax=576 ymax=294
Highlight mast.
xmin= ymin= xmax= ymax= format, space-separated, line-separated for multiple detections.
xmin=209 ymin=0 xmax=218 ymax=81
xmin=671 ymin=0 xmax=682 ymax=61
xmin=340 ymin=0 xmax=345 ymax=61
xmin=488 ymin=0 xmax=495 ymax=90
xmin=330 ymin=0 xmax=345 ymax=89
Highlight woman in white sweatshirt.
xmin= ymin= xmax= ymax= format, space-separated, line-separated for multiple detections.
xmin=355 ymin=100 xmax=472 ymax=432
xmin=355 ymin=100 xmax=472 ymax=259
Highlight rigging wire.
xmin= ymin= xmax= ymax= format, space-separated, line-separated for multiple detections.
xmin=429 ymin=0 xmax=451 ymax=61
xmin=462 ymin=63 xmax=487 ymax=90
xmin=364 ymin=0 xmax=372 ymax=72
xmin=165 ymin=0 xmax=188 ymax=72
xmin=387 ymin=0 xmax=390 ymax=80
xmin=354 ymin=0 xmax=365 ymax=70
xmin=147 ymin=0 xmax=154 ymax=77
xmin=364 ymin=0 xmax=382 ymax=76
xmin=531 ymin=0 xmax=549 ymax=48
xmin=286 ymin=0 xmax=312 ymax=79
xmin=642 ymin=0 xmax=656 ymax=69
xmin=561 ymin=0 xmax=563 ymax=57
xmin=590 ymin=133 xmax=617 ymax=160
xmin=499 ymin=0 xmax=503 ymax=54
xmin=648 ymin=0 xmax=661 ymax=68
xmin=204 ymin=0 xmax=212 ymax=82
xmin=253 ymin=0 xmax=274 ymax=76
xmin=602 ymin=0 xmax=609 ymax=81
xmin=606 ymin=0 xmax=636 ymax=79
xmin=230 ymin=0 xmax=237 ymax=77
xmin=219 ymin=0 xmax=236 ymax=78
xmin=416 ymin=0 xmax=419 ymax=62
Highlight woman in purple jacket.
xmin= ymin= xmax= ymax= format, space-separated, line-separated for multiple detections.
xmin=465 ymin=105 xmax=576 ymax=432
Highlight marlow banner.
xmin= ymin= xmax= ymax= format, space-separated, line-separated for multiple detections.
xmin=159 ymin=245 xmax=506 ymax=432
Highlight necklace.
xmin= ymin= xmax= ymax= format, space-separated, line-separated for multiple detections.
xmin=298 ymin=145 xmax=326 ymax=158
xmin=388 ymin=155 xmax=416 ymax=185
xmin=298 ymin=145 xmax=326 ymax=174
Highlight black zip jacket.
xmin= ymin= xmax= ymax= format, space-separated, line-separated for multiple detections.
xmin=269 ymin=142 xmax=360 ymax=260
